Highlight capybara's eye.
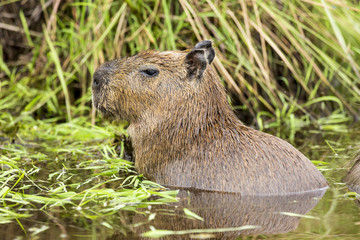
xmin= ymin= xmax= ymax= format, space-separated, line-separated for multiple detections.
xmin=140 ymin=68 xmax=159 ymax=77
xmin=93 ymin=77 xmax=100 ymax=87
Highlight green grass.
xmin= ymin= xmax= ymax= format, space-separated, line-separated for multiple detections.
xmin=1 ymin=0 xmax=359 ymax=136
xmin=0 ymin=116 xmax=178 ymax=236
xmin=1 ymin=0 xmax=360 ymax=238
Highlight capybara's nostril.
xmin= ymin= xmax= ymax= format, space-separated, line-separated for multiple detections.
xmin=92 ymin=71 xmax=104 ymax=90
xmin=92 ymin=61 xmax=116 ymax=90
xmin=93 ymin=76 xmax=101 ymax=87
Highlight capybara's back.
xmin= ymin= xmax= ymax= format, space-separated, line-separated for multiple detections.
xmin=92 ymin=40 xmax=328 ymax=195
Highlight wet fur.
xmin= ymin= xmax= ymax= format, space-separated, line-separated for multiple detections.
xmin=344 ymin=153 xmax=360 ymax=194
xmin=92 ymin=42 xmax=328 ymax=195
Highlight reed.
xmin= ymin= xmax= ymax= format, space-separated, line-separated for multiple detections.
xmin=0 ymin=0 xmax=359 ymax=139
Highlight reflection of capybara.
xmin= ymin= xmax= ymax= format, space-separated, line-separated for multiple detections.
xmin=92 ymin=40 xmax=328 ymax=195
xmin=128 ymin=189 xmax=326 ymax=239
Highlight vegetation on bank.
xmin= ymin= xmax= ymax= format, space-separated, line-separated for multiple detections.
xmin=0 ymin=0 xmax=360 ymax=238
xmin=1 ymin=0 xmax=359 ymax=136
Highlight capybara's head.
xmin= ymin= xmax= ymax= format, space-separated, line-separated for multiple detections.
xmin=92 ymin=41 xmax=217 ymax=122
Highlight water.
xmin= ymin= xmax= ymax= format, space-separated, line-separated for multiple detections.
xmin=1 ymin=129 xmax=360 ymax=239
xmin=124 ymin=188 xmax=327 ymax=239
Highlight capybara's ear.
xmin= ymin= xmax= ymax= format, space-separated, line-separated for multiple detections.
xmin=185 ymin=40 xmax=215 ymax=81
xmin=193 ymin=40 xmax=215 ymax=64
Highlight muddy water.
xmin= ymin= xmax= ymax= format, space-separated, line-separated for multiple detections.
xmin=2 ymin=130 xmax=360 ymax=240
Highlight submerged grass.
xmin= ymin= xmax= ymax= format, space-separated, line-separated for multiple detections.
xmin=0 ymin=116 xmax=178 ymax=237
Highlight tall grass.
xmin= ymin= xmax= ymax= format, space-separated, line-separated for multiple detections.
xmin=1 ymin=1 xmax=360 ymax=237
xmin=1 ymin=0 xmax=359 ymax=138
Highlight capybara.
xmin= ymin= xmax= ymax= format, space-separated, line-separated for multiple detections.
xmin=92 ymin=40 xmax=328 ymax=195
xmin=344 ymin=152 xmax=360 ymax=194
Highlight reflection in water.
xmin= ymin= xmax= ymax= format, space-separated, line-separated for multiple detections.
xmin=0 ymin=188 xmax=327 ymax=240
xmin=113 ymin=188 xmax=327 ymax=239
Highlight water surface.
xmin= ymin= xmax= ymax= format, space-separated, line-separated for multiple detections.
xmin=1 ymin=128 xmax=360 ymax=239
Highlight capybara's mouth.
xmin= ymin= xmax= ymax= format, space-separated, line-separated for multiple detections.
xmin=97 ymin=106 xmax=116 ymax=119
xmin=92 ymin=93 xmax=102 ymax=111
xmin=93 ymin=93 xmax=118 ymax=120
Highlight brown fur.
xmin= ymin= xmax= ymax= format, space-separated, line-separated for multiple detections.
xmin=92 ymin=41 xmax=328 ymax=195
xmin=344 ymin=153 xmax=360 ymax=194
